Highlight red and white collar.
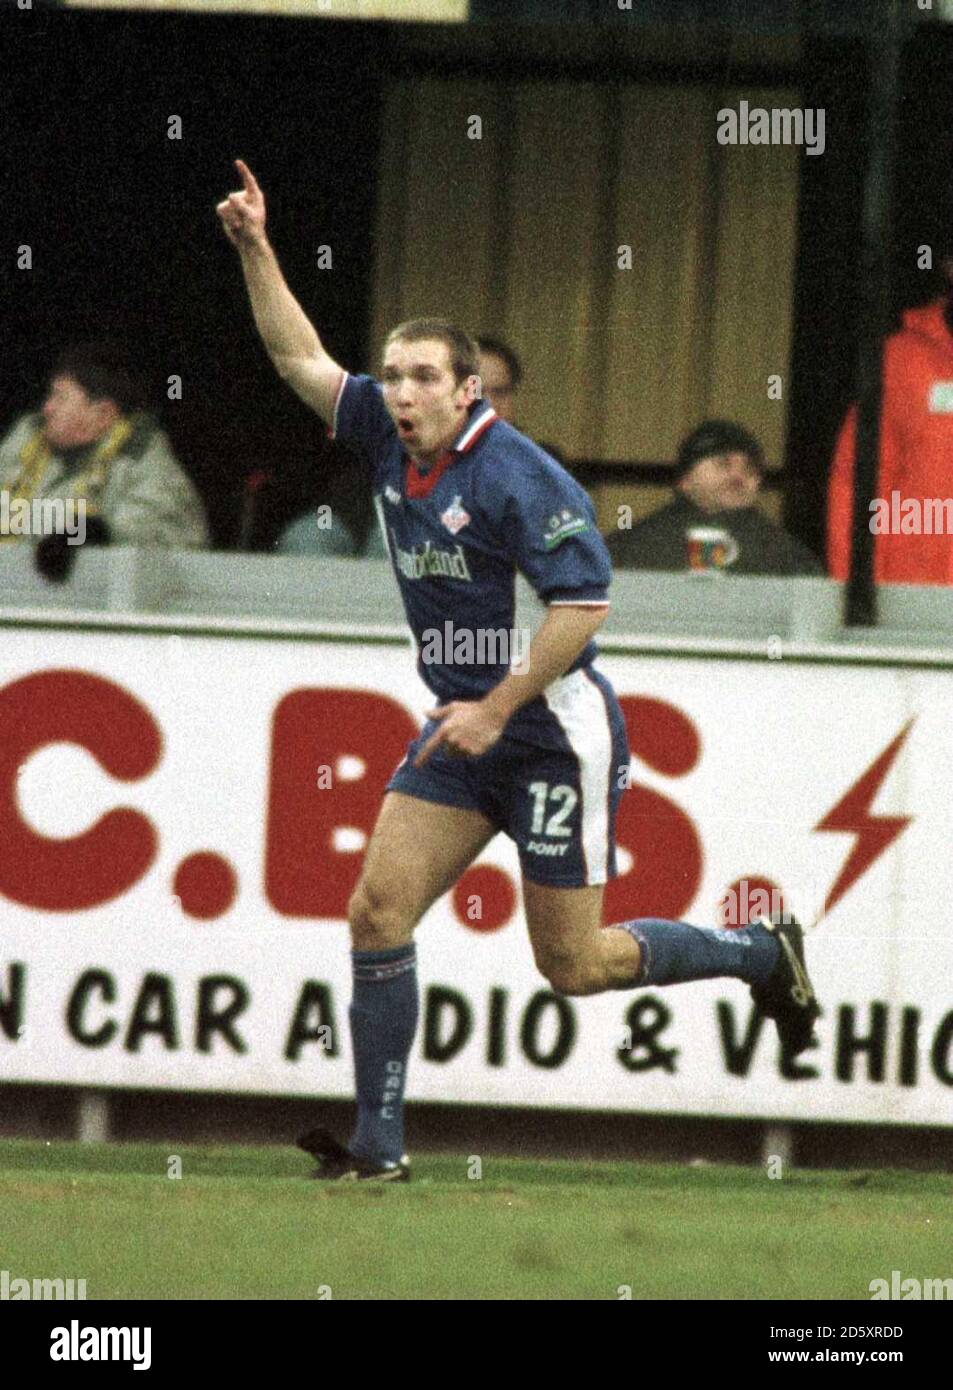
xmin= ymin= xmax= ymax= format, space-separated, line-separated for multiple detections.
xmin=452 ymin=402 xmax=497 ymax=454
xmin=405 ymin=403 xmax=497 ymax=498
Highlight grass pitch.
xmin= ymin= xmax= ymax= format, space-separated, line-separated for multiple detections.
xmin=0 ymin=1139 xmax=949 ymax=1300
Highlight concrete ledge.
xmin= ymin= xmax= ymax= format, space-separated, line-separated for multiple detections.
xmin=0 ymin=547 xmax=950 ymax=667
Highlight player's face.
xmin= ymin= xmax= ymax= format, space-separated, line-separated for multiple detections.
xmin=477 ymin=350 xmax=516 ymax=422
xmin=41 ymin=375 xmax=114 ymax=451
xmin=381 ymin=338 xmax=475 ymax=463
xmin=678 ymin=451 xmax=761 ymax=514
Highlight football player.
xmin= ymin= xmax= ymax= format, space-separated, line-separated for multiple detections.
xmin=218 ymin=160 xmax=819 ymax=1181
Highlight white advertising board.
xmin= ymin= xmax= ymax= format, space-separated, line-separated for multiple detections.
xmin=0 ymin=627 xmax=950 ymax=1124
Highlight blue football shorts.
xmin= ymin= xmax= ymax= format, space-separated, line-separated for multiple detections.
xmin=386 ymin=666 xmax=630 ymax=888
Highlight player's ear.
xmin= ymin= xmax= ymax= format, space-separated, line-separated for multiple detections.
xmin=463 ymin=373 xmax=482 ymax=404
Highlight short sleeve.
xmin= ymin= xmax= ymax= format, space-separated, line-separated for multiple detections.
xmin=331 ymin=373 xmax=395 ymax=476
xmin=504 ymin=455 xmax=611 ymax=604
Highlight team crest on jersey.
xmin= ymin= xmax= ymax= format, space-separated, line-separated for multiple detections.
xmin=544 ymin=508 xmax=588 ymax=550
xmin=384 ymin=484 xmax=402 ymax=505
xmin=440 ymin=494 xmax=471 ymax=536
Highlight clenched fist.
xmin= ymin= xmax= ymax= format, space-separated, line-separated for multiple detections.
xmin=216 ymin=159 xmax=267 ymax=247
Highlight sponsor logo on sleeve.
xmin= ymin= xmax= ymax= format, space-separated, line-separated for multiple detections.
xmin=543 ymin=509 xmax=589 ymax=550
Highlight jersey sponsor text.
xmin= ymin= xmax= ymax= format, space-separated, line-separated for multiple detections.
xmin=392 ymin=536 xmax=472 ymax=581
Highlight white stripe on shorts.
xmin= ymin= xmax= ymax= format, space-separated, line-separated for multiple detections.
xmin=542 ymin=668 xmax=613 ymax=885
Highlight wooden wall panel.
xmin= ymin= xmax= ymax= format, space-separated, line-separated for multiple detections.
xmin=705 ymin=87 xmax=799 ymax=467
xmin=371 ymin=80 xmax=509 ymax=372
xmin=372 ymin=78 xmax=800 ymax=467
xmin=499 ymin=83 xmax=610 ymax=458
xmin=601 ymin=86 xmax=720 ymax=462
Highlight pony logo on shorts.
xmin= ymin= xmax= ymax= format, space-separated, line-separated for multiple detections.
xmin=526 ymin=841 xmax=570 ymax=857
xmin=440 ymin=495 xmax=471 ymax=536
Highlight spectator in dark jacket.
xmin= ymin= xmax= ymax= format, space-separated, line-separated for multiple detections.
xmin=606 ymin=419 xmax=822 ymax=576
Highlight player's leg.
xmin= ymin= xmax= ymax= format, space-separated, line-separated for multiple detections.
xmin=521 ymin=880 xmax=638 ymax=994
xmin=509 ymin=668 xmax=818 ymax=1054
xmin=343 ymin=790 xmax=496 ymax=1172
xmin=348 ymin=790 xmax=495 ymax=949
xmin=523 ymin=876 xmax=781 ymax=998
xmin=523 ymin=876 xmax=818 ymax=1056
xmin=506 ymin=667 xmax=640 ymax=991
xmin=516 ymin=742 xmax=814 ymax=1046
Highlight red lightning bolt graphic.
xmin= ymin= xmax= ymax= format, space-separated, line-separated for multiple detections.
xmin=815 ymin=720 xmax=914 ymax=918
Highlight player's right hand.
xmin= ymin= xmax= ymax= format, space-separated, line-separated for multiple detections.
xmin=216 ymin=159 xmax=267 ymax=247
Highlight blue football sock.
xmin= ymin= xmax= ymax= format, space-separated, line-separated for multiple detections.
xmin=617 ymin=917 xmax=780 ymax=988
xmin=348 ymin=944 xmax=418 ymax=1166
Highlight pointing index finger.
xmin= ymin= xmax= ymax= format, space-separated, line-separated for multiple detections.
xmin=414 ymin=724 xmax=449 ymax=769
xmin=234 ymin=159 xmax=260 ymax=196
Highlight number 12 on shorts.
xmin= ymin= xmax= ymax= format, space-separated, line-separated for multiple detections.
xmin=528 ymin=781 xmax=578 ymax=838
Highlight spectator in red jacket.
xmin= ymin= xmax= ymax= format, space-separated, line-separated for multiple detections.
xmin=827 ymin=248 xmax=953 ymax=584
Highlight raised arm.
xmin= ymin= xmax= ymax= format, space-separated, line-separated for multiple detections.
xmin=216 ymin=160 xmax=344 ymax=422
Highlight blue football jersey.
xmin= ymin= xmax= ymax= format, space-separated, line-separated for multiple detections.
xmin=332 ymin=372 xmax=611 ymax=734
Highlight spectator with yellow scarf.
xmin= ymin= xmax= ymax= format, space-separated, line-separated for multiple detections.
xmin=0 ymin=344 xmax=208 ymax=573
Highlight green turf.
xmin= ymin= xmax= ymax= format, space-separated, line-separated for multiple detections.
xmin=0 ymin=1139 xmax=949 ymax=1300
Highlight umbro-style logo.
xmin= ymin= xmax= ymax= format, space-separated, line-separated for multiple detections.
xmin=440 ymin=494 xmax=471 ymax=536
xmin=384 ymin=485 xmax=402 ymax=505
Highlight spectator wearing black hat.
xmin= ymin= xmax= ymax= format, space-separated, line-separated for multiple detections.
xmin=606 ymin=419 xmax=822 ymax=577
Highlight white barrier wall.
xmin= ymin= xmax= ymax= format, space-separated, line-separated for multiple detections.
xmin=0 ymin=625 xmax=951 ymax=1125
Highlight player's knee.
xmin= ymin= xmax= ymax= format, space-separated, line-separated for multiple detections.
xmin=347 ymin=882 xmax=411 ymax=951
xmin=538 ymin=955 xmax=605 ymax=997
